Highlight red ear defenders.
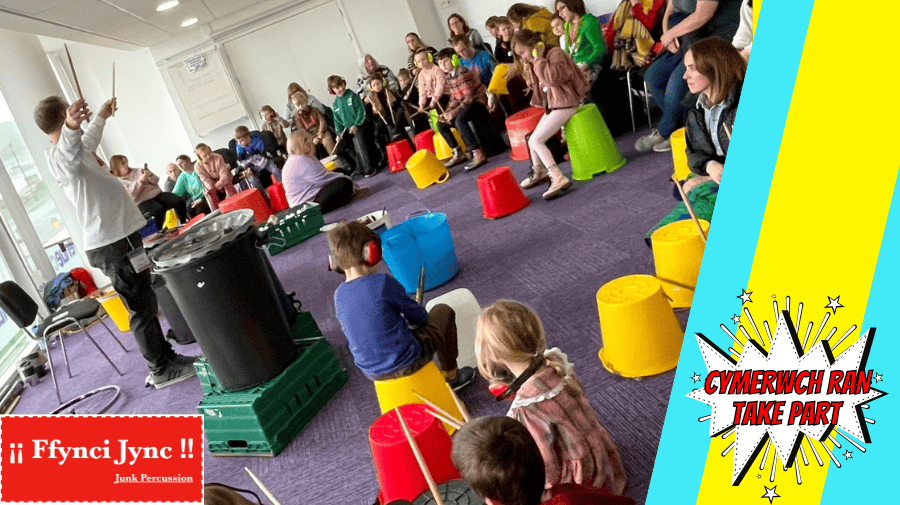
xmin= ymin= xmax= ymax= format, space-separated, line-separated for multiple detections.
xmin=328 ymin=235 xmax=381 ymax=274
xmin=488 ymin=358 xmax=544 ymax=401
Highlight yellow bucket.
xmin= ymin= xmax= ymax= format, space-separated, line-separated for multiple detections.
xmin=320 ymin=155 xmax=339 ymax=171
xmin=670 ymin=128 xmax=691 ymax=181
xmin=163 ymin=209 xmax=178 ymax=230
xmin=596 ymin=275 xmax=684 ymax=378
xmin=651 ymin=219 xmax=710 ymax=308
xmin=373 ymin=361 xmax=464 ymax=433
xmin=97 ymin=290 xmax=131 ymax=333
xmin=433 ymin=128 xmax=467 ymax=161
xmin=405 ymin=150 xmax=450 ymax=189
xmin=488 ymin=64 xmax=511 ymax=95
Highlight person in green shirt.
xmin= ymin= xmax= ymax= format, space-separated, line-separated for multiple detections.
xmin=173 ymin=156 xmax=211 ymax=217
xmin=556 ymin=0 xmax=607 ymax=81
xmin=327 ymin=75 xmax=381 ymax=178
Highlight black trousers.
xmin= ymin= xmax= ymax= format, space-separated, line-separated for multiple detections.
xmin=138 ymin=193 xmax=188 ymax=228
xmin=336 ymin=122 xmax=380 ymax=176
xmin=187 ymin=199 xmax=211 ymax=218
xmin=312 ymin=177 xmax=355 ymax=214
xmin=438 ymin=101 xmax=492 ymax=151
xmin=86 ymin=232 xmax=174 ymax=371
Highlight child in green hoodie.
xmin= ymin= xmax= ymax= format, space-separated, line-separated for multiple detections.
xmin=328 ymin=75 xmax=381 ymax=177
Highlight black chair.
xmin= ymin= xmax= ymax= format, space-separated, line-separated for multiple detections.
xmin=0 ymin=281 xmax=129 ymax=403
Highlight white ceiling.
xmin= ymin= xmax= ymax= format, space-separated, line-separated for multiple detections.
xmin=0 ymin=0 xmax=255 ymax=48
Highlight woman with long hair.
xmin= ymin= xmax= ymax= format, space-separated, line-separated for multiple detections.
xmin=447 ymin=13 xmax=490 ymax=55
xmin=405 ymin=32 xmax=436 ymax=74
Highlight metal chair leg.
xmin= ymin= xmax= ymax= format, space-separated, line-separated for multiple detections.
xmin=55 ymin=330 xmax=72 ymax=378
xmin=98 ymin=318 xmax=129 ymax=352
xmin=76 ymin=322 xmax=124 ymax=376
xmin=626 ymin=71 xmax=636 ymax=132
xmin=643 ymin=81 xmax=652 ymax=129
xmin=43 ymin=336 xmax=62 ymax=404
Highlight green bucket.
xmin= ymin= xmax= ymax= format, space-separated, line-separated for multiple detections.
xmin=564 ymin=103 xmax=626 ymax=181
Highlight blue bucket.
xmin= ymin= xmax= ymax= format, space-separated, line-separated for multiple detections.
xmin=381 ymin=212 xmax=460 ymax=293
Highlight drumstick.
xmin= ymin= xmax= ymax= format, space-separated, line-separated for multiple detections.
xmin=447 ymin=385 xmax=471 ymax=422
xmin=724 ymin=124 xmax=732 ymax=140
xmin=671 ymin=175 xmax=707 ymax=243
xmin=65 ymin=44 xmax=83 ymax=100
xmin=112 ymin=62 xmax=115 ymax=116
xmin=424 ymin=408 xmax=463 ymax=430
xmin=244 ymin=467 xmax=282 ymax=505
xmin=395 ymin=408 xmax=446 ymax=505
xmin=412 ymin=390 xmax=465 ymax=427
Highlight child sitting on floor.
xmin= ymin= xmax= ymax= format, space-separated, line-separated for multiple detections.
xmin=434 ymin=48 xmax=491 ymax=171
xmin=328 ymin=75 xmax=382 ymax=177
xmin=234 ymin=125 xmax=282 ymax=189
xmin=475 ymin=300 xmax=627 ymax=498
xmin=452 ymin=416 xmax=635 ymax=505
xmin=327 ymin=221 xmax=475 ymax=389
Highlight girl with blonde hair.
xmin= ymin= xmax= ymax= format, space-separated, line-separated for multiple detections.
xmin=475 ymin=299 xmax=627 ymax=498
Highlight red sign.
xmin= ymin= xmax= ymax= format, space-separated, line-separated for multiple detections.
xmin=0 ymin=415 xmax=203 ymax=503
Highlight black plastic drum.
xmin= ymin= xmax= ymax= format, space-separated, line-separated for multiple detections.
xmin=150 ymin=210 xmax=296 ymax=390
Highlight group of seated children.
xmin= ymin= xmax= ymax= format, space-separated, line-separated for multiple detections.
xmin=110 ymin=155 xmax=186 ymax=229
xmin=325 ymin=220 xmax=630 ymax=501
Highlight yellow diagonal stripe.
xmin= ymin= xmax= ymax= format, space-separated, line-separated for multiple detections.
xmin=694 ymin=0 xmax=900 ymax=502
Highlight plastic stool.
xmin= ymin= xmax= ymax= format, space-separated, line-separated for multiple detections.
xmin=414 ymin=130 xmax=437 ymax=155
xmin=425 ymin=289 xmax=480 ymax=369
xmin=433 ymin=129 xmax=467 ymax=161
xmin=369 ymin=403 xmax=460 ymax=504
xmin=488 ymin=64 xmax=511 ymax=95
xmin=505 ymin=107 xmax=544 ymax=161
xmin=651 ymin=219 xmax=709 ymax=308
xmin=218 ymin=188 xmax=272 ymax=224
xmin=669 ymin=128 xmax=691 ymax=181
xmin=97 ymin=290 xmax=130 ymax=333
xmin=564 ymin=103 xmax=626 ymax=181
xmin=476 ymin=166 xmax=530 ymax=219
xmin=387 ymin=140 xmax=414 ymax=173
xmin=267 ymin=182 xmax=290 ymax=212
xmin=596 ymin=275 xmax=684 ymax=378
xmin=406 ymin=150 xmax=450 ymax=189
xmin=373 ymin=361 xmax=464 ymax=428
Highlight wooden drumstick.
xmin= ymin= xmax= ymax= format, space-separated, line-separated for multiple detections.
xmin=112 ymin=62 xmax=116 ymax=116
xmin=424 ymin=408 xmax=463 ymax=430
xmin=412 ymin=390 xmax=465 ymax=427
xmin=395 ymin=408 xmax=446 ymax=505
xmin=447 ymin=385 xmax=471 ymax=422
xmin=671 ymin=175 xmax=707 ymax=243
xmin=65 ymin=44 xmax=83 ymax=100
xmin=244 ymin=467 xmax=282 ymax=505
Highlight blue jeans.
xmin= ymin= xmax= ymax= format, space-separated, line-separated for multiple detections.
xmin=644 ymin=51 xmax=688 ymax=138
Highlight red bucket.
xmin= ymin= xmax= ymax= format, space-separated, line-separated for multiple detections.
xmin=505 ymin=106 xmax=544 ymax=161
xmin=414 ymin=130 xmax=437 ymax=155
xmin=267 ymin=182 xmax=290 ymax=212
xmin=387 ymin=140 xmax=414 ymax=173
xmin=369 ymin=403 xmax=459 ymax=504
xmin=218 ymin=188 xmax=272 ymax=224
xmin=477 ymin=166 xmax=531 ymax=219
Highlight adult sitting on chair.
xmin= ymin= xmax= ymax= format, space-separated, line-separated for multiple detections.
xmin=283 ymin=130 xmax=369 ymax=213
xmin=110 ymin=155 xmax=187 ymax=229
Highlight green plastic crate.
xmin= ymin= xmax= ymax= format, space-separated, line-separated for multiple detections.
xmin=258 ymin=202 xmax=324 ymax=256
xmin=198 ymin=336 xmax=348 ymax=456
xmin=195 ymin=310 xmax=324 ymax=396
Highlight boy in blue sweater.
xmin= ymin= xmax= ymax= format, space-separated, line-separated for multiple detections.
xmin=234 ymin=125 xmax=282 ymax=189
xmin=327 ymin=221 xmax=475 ymax=388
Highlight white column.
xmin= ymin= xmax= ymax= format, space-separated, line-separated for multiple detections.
xmin=0 ymin=28 xmax=110 ymax=287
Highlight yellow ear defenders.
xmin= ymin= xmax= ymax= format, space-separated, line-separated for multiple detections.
xmin=451 ymin=54 xmax=460 ymax=67
xmin=369 ymin=78 xmax=388 ymax=91
xmin=427 ymin=52 xmax=434 ymax=64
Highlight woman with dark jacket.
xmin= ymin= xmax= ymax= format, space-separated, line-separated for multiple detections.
xmin=645 ymin=37 xmax=745 ymax=242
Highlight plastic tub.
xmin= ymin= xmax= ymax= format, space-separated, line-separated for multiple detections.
xmin=381 ymin=212 xmax=460 ymax=293
xmin=357 ymin=210 xmax=393 ymax=235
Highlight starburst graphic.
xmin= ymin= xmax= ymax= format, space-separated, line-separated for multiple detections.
xmin=875 ymin=373 xmax=883 ymax=382
xmin=692 ymin=373 xmax=702 ymax=383
xmin=688 ymin=295 xmax=888 ymax=486
xmin=732 ymin=314 xmax=742 ymax=324
xmin=826 ymin=295 xmax=843 ymax=314
xmin=738 ymin=289 xmax=753 ymax=304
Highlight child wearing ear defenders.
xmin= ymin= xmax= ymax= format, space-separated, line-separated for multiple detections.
xmin=434 ymin=48 xmax=491 ymax=171
xmin=475 ymin=300 xmax=627 ymax=499
xmin=327 ymin=221 xmax=476 ymax=389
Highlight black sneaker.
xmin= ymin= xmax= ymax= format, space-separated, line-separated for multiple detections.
xmin=448 ymin=366 xmax=476 ymax=391
xmin=147 ymin=360 xmax=197 ymax=389
xmin=171 ymin=354 xmax=201 ymax=366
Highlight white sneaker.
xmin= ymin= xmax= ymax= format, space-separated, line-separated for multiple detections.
xmin=652 ymin=139 xmax=672 ymax=152
xmin=520 ymin=166 xmax=550 ymax=189
xmin=635 ymin=130 xmax=665 ymax=153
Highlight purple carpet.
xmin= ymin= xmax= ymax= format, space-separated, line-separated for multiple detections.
xmin=14 ymin=129 xmax=687 ymax=505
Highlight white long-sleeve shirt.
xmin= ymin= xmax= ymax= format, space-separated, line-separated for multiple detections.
xmin=45 ymin=116 xmax=146 ymax=250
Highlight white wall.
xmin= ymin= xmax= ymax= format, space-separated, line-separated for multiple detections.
xmin=38 ymin=37 xmax=195 ymax=179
